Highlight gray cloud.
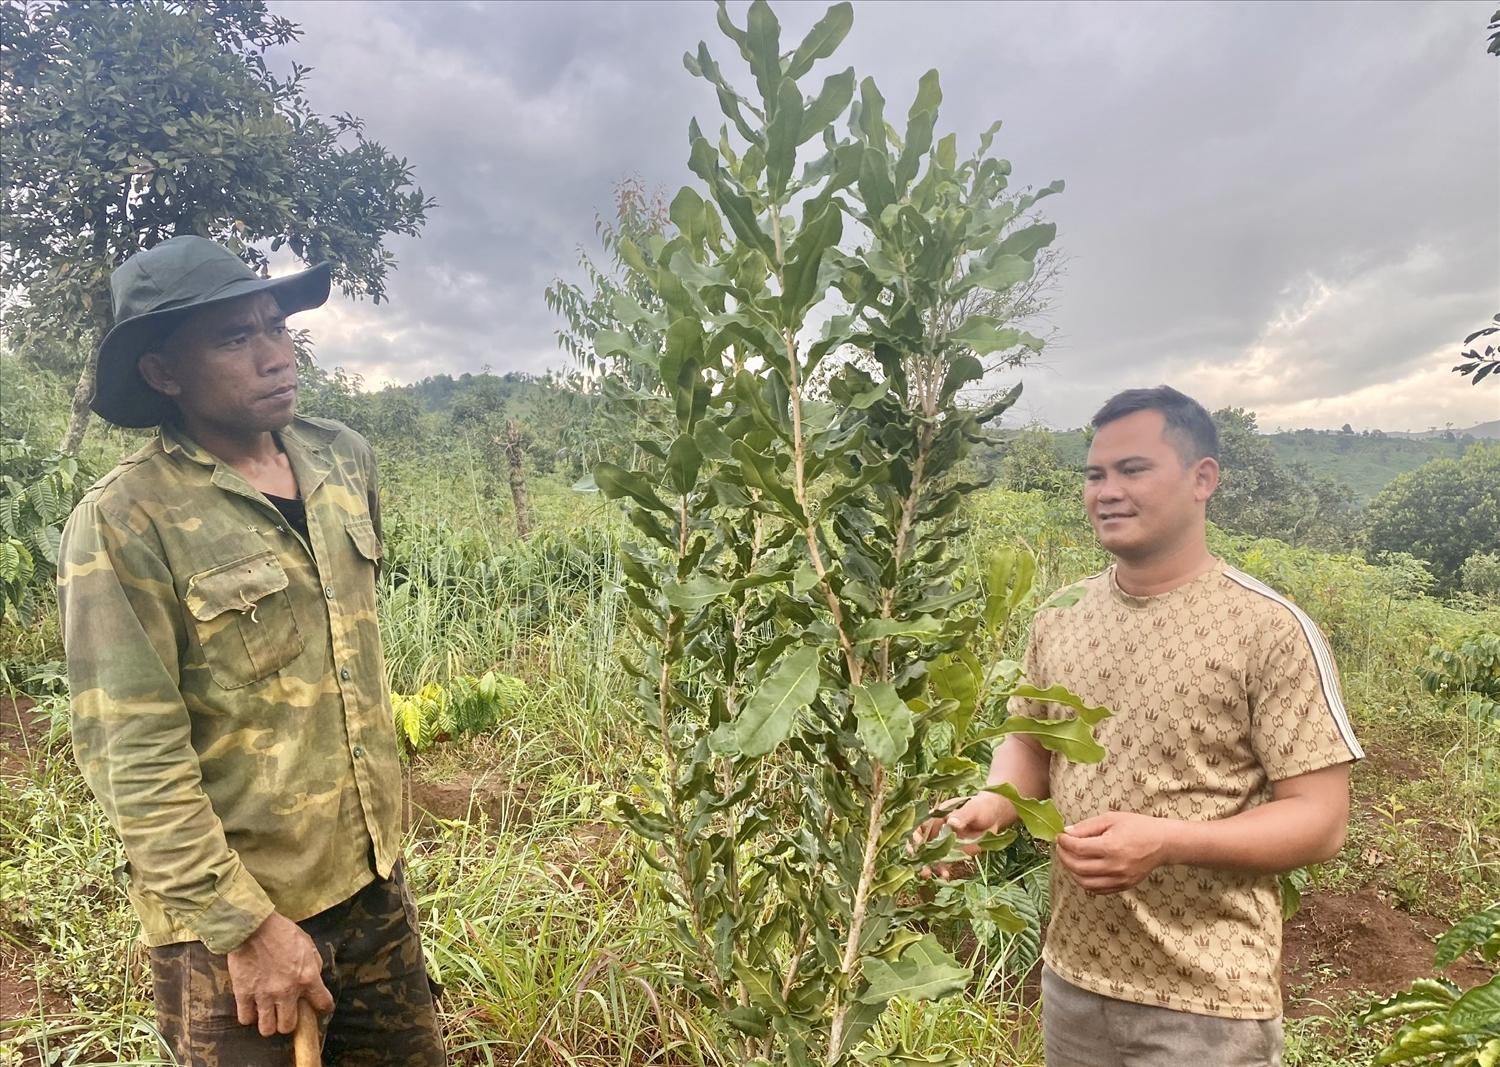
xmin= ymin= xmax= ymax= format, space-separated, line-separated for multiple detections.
xmin=272 ymin=0 xmax=1499 ymax=431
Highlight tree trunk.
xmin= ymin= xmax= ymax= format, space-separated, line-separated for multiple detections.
xmin=59 ymin=284 xmax=116 ymax=457
xmin=59 ymin=348 xmax=97 ymax=457
xmin=504 ymin=419 xmax=534 ymax=539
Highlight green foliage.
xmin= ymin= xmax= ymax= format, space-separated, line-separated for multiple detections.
xmin=1421 ymin=632 xmax=1500 ymax=729
xmin=1209 ymin=408 xmax=1360 ymax=549
xmin=0 ymin=0 xmax=432 ymax=450
xmin=1367 ymin=443 xmax=1500 ymax=595
xmin=1454 ymin=314 xmax=1499 ymax=385
xmin=994 ymin=423 xmax=1078 ymax=496
xmin=0 ymin=445 xmax=86 ymax=623
xmin=1462 ymin=553 xmax=1500 ymax=603
xmin=1358 ymin=906 xmax=1500 ymax=1066
xmin=393 ymin=671 xmax=530 ymax=753
xmin=592 ymin=5 xmax=1087 ymax=1061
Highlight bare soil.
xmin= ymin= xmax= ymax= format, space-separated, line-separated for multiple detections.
xmin=1281 ymin=888 xmax=1493 ymax=1017
xmin=0 ymin=695 xmax=48 ymax=779
xmin=404 ymin=766 xmax=544 ymax=835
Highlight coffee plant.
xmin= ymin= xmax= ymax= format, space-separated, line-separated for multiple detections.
xmin=1420 ymin=631 xmax=1500 ymax=729
xmin=1359 ymin=903 xmax=1500 ymax=1065
xmin=592 ymin=3 xmax=1102 ymax=1062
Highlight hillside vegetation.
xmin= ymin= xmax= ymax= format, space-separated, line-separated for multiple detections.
xmin=3 ymin=348 xmax=1498 ymax=1064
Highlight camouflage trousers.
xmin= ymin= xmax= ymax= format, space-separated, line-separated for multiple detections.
xmin=149 ymin=863 xmax=445 ymax=1066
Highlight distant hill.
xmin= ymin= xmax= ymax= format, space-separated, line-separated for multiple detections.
xmin=986 ymin=424 xmax=1486 ymax=505
xmin=1386 ymin=419 xmax=1500 ymax=441
xmin=1266 ymin=430 xmax=1479 ymax=503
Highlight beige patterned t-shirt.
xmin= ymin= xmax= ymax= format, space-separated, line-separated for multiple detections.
xmin=1015 ymin=560 xmax=1362 ymax=1019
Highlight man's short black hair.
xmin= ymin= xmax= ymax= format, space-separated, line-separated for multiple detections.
xmin=1090 ymin=386 xmax=1218 ymax=464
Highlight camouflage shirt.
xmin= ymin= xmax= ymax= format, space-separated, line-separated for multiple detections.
xmin=58 ymin=416 xmax=402 ymax=955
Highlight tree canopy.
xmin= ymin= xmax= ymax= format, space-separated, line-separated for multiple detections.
xmin=1365 ymin=442 xmax=1500 ymax=594
xmin=0 ymin=0 xmax=434 ymax=452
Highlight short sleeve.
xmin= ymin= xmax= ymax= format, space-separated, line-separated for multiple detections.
xmin=1250 ymin=614 xmax=1363 ymax=781
xmin=1007 ymin=613 xmax=1060 ymax=721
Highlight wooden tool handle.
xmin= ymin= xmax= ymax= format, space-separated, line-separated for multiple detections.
xmin=292 ymin=1000 xmax=321 ymax=1067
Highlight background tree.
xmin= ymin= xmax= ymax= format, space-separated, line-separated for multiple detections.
xmin=544 ymin=178 xmax=675 ymax=468
xmin=0 ymin=0 xmax=434 ymax=454
xmin=1365 ymin=442 xmax=1500 ymax=594
xmin=997 ymin=423 xmax=1077 ymax=495
xmin=1210 ymin=408 xmax=1359 ymax=549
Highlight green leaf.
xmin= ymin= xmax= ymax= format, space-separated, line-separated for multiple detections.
xmin=781 ymin=200 xmax=843 ymax=318
xmin=665 ymin=435 xmax=703 ymax=497
xmin=948 ymin=316 xmax=1044 ymax=355
xmin=1436 ymin=905 xmax=1500 ymax=967
xmin=1449 ymin=975 xmax=1500 ymax=1031
xmin=856 ymin=76 xmax=885 ymax=146
xmin=987 ymin=783 xmax=1065 ymax=841
xmin=854 ymin=615 xmax=945 ymax=644
xmin=734 ymin=645 xmax=821 ymax=757
xmin=732 ymin=441 xmax=808 ymax=525
xmin=745 ymin=0 xmax=782 ymax=107
xmin=939 ymin=354 xmax=983 ymax=406
xmin=955 ymin=254 xmax=1034 ymax=295
xmin=594 ymin=462 xmax=674 ymax=516
xmin=895 ymin=70 xmax=941 ymax=190
xmin=786 ymin=2 xmax=853 ymax=79
xmin=1359 ymin=978 xmax=1461 ymax=1026
xmin=765 ymin=78 xmax=803 ymax=198
xmin=857 ymin=934 xmax=970 ymax=1004
xmin=664 ymin=574 xmax=731 ymax=612
xmin=994 ymin=713 xmax=1105 ymax=764
xmin=853 ymin=681 xmax=914 ymax=764
xmin=800 ymin=67 xmax=855 ymax=144
xmin=1008 ymin=683 xmax=1111 ymax=726
xmin=994 ymin=221 xmax=1057 ymax=260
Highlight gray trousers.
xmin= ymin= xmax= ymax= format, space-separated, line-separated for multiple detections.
xmin=1042 ymin=965 xmax=1283 ymax=1067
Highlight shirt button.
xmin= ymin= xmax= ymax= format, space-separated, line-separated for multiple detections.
xmin=325 ymin=586 xmax=335 ymax=599
xmin=340 ymin=667 xmax=351 ymax=681
xmin=353 ymin=745 xmax=364 ymax=758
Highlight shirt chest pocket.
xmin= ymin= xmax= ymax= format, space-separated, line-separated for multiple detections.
xmin=186 ymin=551 xmax=305 ymax=690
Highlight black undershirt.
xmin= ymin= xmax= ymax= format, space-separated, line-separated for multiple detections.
xmin=265 ymin=493 xmax=309 ymax=542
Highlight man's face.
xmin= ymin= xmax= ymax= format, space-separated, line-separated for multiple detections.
xmin=1083 ymin=409 xmax=1218 ymax=562
xmin=139 ymin=291 xmax=298 ymax=435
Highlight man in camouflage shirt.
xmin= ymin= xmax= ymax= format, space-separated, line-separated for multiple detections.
xmin=58 ymin=236 xmax=444 ymax=1066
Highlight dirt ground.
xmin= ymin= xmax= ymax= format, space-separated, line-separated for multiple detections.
xmin=1281 ymin=887 xmax=1492 ymax=1016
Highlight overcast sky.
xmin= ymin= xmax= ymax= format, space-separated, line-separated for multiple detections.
xmin=270 ymin=0 xmax=1498 ymax=432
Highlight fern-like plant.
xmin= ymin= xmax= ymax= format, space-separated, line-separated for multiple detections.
xmin=392 ymin=671 xmax=529 ymax=753
xmin=0 ymin=447 xmax=83 ymax=623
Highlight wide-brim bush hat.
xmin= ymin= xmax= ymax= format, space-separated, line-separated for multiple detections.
xmin=93 ymin=235 xmax=332 ymax=428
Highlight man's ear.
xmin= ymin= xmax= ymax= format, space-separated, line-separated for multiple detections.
xmin=137 ymin=351 xmax=182 ymax=397
xmin=1194 ymin=456 xmax=1220 ymax=503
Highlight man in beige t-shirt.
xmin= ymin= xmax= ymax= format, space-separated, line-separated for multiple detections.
xmin=936 ymin=386 xmax=1359 ymax=1066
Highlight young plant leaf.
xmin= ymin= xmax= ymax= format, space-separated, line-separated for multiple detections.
xmin=594 ymin=462 xmax=674 ymax=515
xmin=734 ymin=645 xmax=821 ymax=757
xmin=856 ymin=934 xmax=970 ymax=1004
xmin=993 ymin=713 xmax=1105 ymax=764
xmin=986 ymin=783 xmax=1065 ymax=841
xmin=853 ymin=681 xmax=914 ymax=764
xmin=786 ymin=2 xmax=853 ymax=79
xmin=1008 ymin=683 xmax=1111 ymax=727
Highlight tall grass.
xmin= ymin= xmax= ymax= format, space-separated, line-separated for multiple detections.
xmin=2 ymin=472 xmax=1496 ymax=1065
